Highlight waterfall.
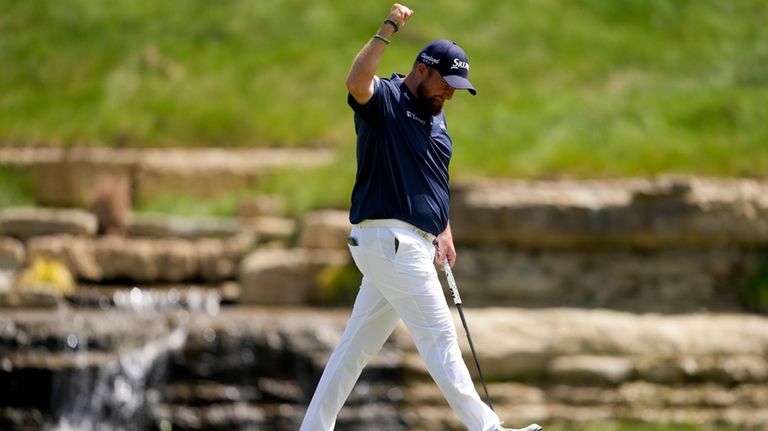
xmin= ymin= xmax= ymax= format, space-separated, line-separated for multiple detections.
xmin=51 ymin=326 xmax=186 ymax=431
xmin=47 ymin=287 xmax=211 ymax=431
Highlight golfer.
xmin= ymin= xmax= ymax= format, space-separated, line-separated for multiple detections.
xmin=299 ymin=4 xmax=541 ymax=431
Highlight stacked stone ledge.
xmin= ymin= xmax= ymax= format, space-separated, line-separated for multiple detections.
xmin=25 ymin=233 xmax=256 ymax=284
xmin=0 ymin=146 xmax=335 ymax=207
xmin=3 ymin=171 xmax=768 ymax=429
xmin=0 ymin=207 xmax=98 ymax=241
xmin=0 ymin=204 xmax=356 ymax=307
xmin=395 ymin=176 xmax=768 ymax=429
xmin=237 ymin=209 xmax=354 ymax=305
xmin=450 ymin=176 xmax=768 ymax=248
xmin=0 ymin=237 xmax=25 ymax=271
xmin=449 ymin=176 xmax=768 ymax=312
xmin=401 ymin=308 xmax=768 ymax=429
xmin=0 ymin=208 xmax=260 ymax=305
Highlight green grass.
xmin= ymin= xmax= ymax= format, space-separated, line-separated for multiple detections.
xmin=136 ymin=151 xmax=357 ymax=217
xmin=1 ymin=0 xmax=767 ymax=180
xmin=0 ymin=166 xmax=35 ymax=207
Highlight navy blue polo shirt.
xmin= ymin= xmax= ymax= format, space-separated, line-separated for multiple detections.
xmin=348 ymin=73 xmax=452 ymax=237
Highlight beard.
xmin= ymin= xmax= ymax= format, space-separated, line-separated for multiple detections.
xmin=415 ymin=81 xmax=444 ymax=117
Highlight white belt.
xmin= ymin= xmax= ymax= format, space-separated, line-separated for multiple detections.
xmin=355 ymin=219 xmax=437 ymax=243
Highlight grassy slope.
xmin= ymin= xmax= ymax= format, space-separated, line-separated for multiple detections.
xmin=0 ymin=166 xmax=35 ymax=207
xmin=1 ymin=1 xmax=767 ymax=211
xmin=1 ymin=0 xmax=767 ymax=178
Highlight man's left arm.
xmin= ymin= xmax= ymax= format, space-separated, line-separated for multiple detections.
xmin=435 ymin=221 xmax=456 ymax=268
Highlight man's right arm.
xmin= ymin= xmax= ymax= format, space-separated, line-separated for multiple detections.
xmin=346 ymin=4 xmax=413 ymax=105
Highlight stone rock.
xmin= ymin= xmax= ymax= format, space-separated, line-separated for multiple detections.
xmin=236 ymin=196 xmax=285 ymax=218
xmin=0 ymin=270 xmax=12 ymax=292
xmin=3 ymin=305 xmax=768 ymax=430
xmin=29 ymin=148 xmax=137 ymax=207
xmin=153 ymin=403 xmax=266 ymax=430
xmin=242 ymin=216 xmax=295 ymax=244
xmin=0 ymin=309 xmax=176 ymax=358
xmin=634 ymin=354 xmax=768 ymax=386
xmin=696 ymin=355 xmax=768 ymax=384
xmin=162 ymin=381 xmax=260 ymax=405
xmin=2 ymin=147 xmax=335 ymax=208
xmin=133 ymin=148 xmax=334 ymax=203
xmin=450 ymin=177 xmax=768 ymax=248
xmin=26 ymin=234 xmax=254 ymax=283
xmin=548 ymin=355 xmax=634 ymax=385
xmin=453 ymin=308 xmax=768 ymax=383
xmin=27 ymin=235 xmax=195 ymax=282
xmin=538 ymin=381 xmax=768 ymax=428
xmin=0 ymin=290 xmax=60 ymax=309
xmin=0 ymin=237 xmax=24 ymax=270
xmin=29 ymin=147 xmax=137 ymax=208
xmin=453 ymin=247 xmax=757 ymax=312
xmin=238 ymin=248 xmax=349 ymax=304
xmin=127 ymin=214 xmax=246 ymax=239
xmin=198 ymin=232 xmax=256 ymax=282
xmin=634 ymin=357 xmax=696 ymax=384
xmin=298 ymin=210 xmax=352 ymax=250
xmin=0 ymin=208 xmax=97 ymax=241
xmin=88 ymin=178 xmax=132 ymax=235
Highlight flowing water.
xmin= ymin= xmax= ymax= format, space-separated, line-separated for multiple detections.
xmin=3 ymin=287 xmax=408 ymax=431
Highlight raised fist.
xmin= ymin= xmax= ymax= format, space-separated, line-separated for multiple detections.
xmin=388 ymin=3 xmax=413 ymax=29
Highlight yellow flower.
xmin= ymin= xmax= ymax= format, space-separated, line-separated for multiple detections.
xmin=17 ymin=257 xmax=76 ymax=296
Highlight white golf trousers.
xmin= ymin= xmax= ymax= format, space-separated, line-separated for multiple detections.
xmin=299 ymin=224 xmax=500 ymax=431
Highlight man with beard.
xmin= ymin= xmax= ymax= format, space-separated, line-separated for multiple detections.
xmin=299 ymin=4 xmax=542 ymax=431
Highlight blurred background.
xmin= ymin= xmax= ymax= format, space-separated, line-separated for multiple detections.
xmin=1 ymin=1 xmax=767 ymax=430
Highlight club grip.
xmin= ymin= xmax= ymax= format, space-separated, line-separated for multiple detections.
xmin=442 ymin=261 xmax=462 ymax=305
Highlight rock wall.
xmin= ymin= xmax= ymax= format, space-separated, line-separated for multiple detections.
xmin=3 ymin=174 xmax=768 ymax=429
xmin=0 ymin=307 xmax=409 ymax=431
xmin=403 ymin=308 xmax=768 ymax=430
xmin=453 ymin=247 xmax=760 ymax=311
xmin=3 ymin=307 xmax=767 ymax=430
xmin=3 ymin=176 xmax=768 ymax=310
xmin=0 ymin=146 xmax=335 ymax=207
xmin=26 ymin=233 xmax=255 ymax=283
xmin=450 ymin=176 xmax=768 ymax=311
xmin=450 ymin=177 xmax=768 ymax=247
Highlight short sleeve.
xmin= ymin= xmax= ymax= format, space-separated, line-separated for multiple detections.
xmin=347 ymin=76 xmax=390 ymax=125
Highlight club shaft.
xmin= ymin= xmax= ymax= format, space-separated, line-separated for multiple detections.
xmin=443 ymin=261 xmax=494 ymax=411
xmin=456 ymin=303 xmax=494 ymax=411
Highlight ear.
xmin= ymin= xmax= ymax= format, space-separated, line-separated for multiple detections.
xmin=415 ymin=62 xmax=429 ymax=77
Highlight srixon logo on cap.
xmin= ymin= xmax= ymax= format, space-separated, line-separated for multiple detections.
xmin=451 ymin=58 xmax=469 ymax=71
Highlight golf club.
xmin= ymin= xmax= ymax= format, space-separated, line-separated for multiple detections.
xmin=442 ymin=260 xmax=494 ymax=411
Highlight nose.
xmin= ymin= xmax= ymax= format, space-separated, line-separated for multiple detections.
xmin=444 ymin=87 xmax=455 ymax=100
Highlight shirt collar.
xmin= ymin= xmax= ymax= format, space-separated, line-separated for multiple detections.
xmin=392 ymin=73 xmax=432 ymax=124
xmin=391 ymin=73 xmax=413 ymax=100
